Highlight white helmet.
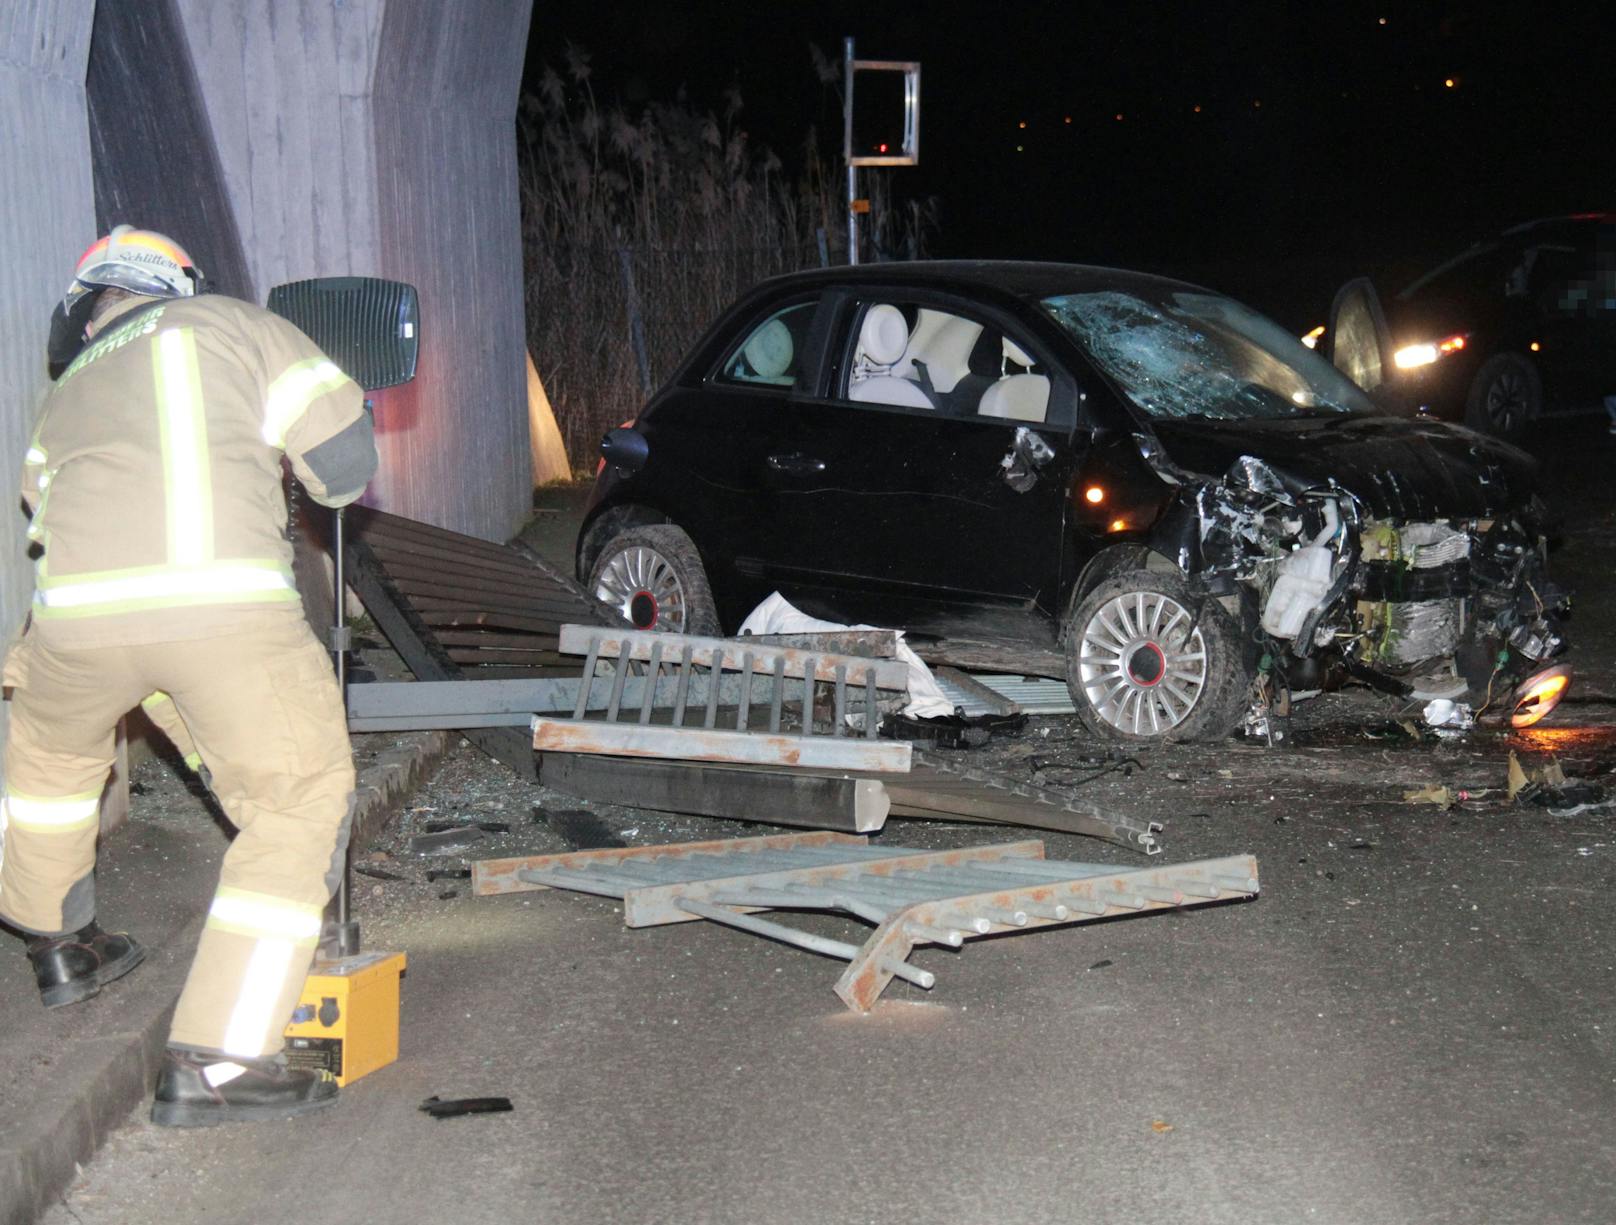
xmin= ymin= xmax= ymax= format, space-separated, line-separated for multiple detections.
xmin=48 ymin=225 xmax=204 ymax=368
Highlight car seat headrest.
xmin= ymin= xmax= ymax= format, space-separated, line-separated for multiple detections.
xmin=860 ymin=304 xmax=910 ymax=366
xmin=1003 ymin=337 xmax=1036 ymax=369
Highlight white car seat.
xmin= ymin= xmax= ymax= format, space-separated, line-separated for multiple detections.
xmin=978 ymin=337 xmax=1050 ymax=421
xmin=848 ymin=304 xmax=935 ymax=408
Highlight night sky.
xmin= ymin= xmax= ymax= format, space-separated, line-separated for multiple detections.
xmin=525 ymin=2 xmax=1613 ymax=325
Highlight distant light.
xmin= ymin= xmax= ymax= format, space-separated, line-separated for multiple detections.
xmin=1444 ymin=77 xmax=1456 ymax=88
xmin=1378 ymin=15 xmax=1387 ymax=23
xmin=1193 ymin=104 xmax=1202 ymax=113
xmin=1084 ymin=485 xmax=1105 ymax=505
xmin=1018 ymin=120 xmax=1027 ymax=129
xmin=1394 ymin=333 xmax=1467 ymax=369
xmin=1064 ymin=115 xmax=1072 ymax=124
xmin=1253 ymin=99 xmax=1262 ymax=108
xmin=1530 ymin=341 xmax=1542 ymax=352
xmin=1511 ymin=664 xmax=1572 ymax=728
xmin=1108 ymin=518 xmax=1128 ymax=533
xmin=1301 ymin=325 xmax=1325 ymax=349
xmin=1114 ymin=113 xmax=1124 ymax=122
xmin=1016 ymin=145 xmax=1024 ymax=152
xmin=877 ymin=142 xmax=889 ymax=153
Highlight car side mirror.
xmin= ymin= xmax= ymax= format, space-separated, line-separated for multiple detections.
xmin=601 ymin=426 xmax=649 ymax=475
xmin=265 ymin=276 xmax=420 ymax=391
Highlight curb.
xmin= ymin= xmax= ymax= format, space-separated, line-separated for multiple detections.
xmin=0 ymin=985 xmax=185 ymax=1225
xmin=1 ymin=728 xmax=453 ymax=1225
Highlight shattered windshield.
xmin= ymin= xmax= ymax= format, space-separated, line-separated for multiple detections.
xmin=1043 ymin=289 xmax=1380 ymax=421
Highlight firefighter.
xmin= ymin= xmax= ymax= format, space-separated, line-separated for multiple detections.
xmin=3 ymin=226 xmax=376 ymax=1127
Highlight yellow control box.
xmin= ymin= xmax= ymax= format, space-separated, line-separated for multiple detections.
xmin=283 ymin=950 xmax=406 ymax=1086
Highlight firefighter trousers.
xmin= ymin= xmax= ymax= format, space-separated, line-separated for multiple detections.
xmin=1 ymin=617 xmax=354 ymax=1058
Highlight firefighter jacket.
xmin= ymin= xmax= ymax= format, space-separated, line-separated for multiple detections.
xmin=20 ymin=294 xmax=377 ymax=648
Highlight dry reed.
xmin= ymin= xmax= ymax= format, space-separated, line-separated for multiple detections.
xmin=519 ymin=45 xmax=929 ymax=470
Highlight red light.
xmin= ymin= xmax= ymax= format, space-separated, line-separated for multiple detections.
xmin=878 ymin=143 xmax=889 ymax=154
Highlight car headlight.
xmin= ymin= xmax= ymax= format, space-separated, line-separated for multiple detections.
xmin=1393 ymin=333 xmax=1467 ymax=369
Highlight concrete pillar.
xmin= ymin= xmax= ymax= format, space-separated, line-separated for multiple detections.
xmin=0 ymin=1 xmax=98 ymax=760
xmin=174 ymin=0 xmax=535 ymax=543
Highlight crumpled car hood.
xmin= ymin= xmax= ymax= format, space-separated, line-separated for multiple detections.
xmin=1148 ymin=414 xmax=1538 ymax=519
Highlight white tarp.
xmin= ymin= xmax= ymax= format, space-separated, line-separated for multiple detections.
xmin=737 ymin=592 xmax=954 ymax=719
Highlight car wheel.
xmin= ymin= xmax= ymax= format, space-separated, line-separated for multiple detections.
xmin=586 ymin=524 xmax=721 ymax=636
xmin=1063 ymin=569 xmax=1252 ymax=742
xmin=1464 ymin=352 xmax=1541 ymax=439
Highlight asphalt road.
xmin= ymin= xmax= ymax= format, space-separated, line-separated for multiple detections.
xmin=44 ymin=417 xmax=1616 ymax=1225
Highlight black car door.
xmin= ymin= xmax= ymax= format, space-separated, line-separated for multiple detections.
xmin=634 ymin=296 xmax=823 ymax=616
xmin=745 ymin=295 xmax=1078 ymax=624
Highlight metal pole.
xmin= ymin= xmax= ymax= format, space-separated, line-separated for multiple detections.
xmin=331 ymin=498 xmax=360 ymax=957
xmin=843 ymin=36 xmax=858 ymax=266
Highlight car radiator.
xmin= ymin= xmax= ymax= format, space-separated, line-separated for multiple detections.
xmin=1357 ymin=521 xmax=1472 ymax=667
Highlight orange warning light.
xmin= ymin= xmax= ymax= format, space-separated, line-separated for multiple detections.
xmin=1510 ymin=665 xmax=1572 ymax=728
xmin=1108 ymin=518 xmax=1128 ymax=533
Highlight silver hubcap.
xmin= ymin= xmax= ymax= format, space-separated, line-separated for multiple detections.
xmin=1077 ymin=590 xmax=1208 ymax=735
xmin=593 ymin=545 xmax=689 ymax=632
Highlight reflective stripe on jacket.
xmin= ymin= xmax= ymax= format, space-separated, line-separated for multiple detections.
xmin=21 ymin=294 xmax=375 ymax=647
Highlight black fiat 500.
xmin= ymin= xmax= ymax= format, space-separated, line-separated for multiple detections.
xmin=578 ymin=262 xmax=1567 ymax=742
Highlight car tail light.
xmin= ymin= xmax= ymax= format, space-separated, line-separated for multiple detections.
xmin=1510 ymin=664 xmax=1572 ymax=728
xmin=1393 ymin=333 xmax=1467 ymax=369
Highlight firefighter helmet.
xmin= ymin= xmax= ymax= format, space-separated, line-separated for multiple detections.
xmin=48 ymin=226 xmax=204 ymax=369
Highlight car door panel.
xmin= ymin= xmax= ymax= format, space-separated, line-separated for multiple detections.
xmin=752 ymin=397 xmax=1076 ymax=619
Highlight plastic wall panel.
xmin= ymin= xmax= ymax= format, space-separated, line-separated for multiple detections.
xmin=0 ymin=0 xmax=97 ymax=759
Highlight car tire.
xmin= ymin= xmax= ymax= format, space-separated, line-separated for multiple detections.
xmin=1063 ymin=569 xmax=1252 ymax=743
xmin=1463 ymin=352 xmax=1541 ymax=439
xmin=586 ymin=524 xmax=721 ymax=636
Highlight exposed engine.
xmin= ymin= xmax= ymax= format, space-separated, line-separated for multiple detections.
xmin=1152 ymin=449 xmax=1570 ymax=708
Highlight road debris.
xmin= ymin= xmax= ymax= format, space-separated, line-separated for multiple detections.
xmin=354 ymin=864 xmax=408 ymax=882
xmin=541 ymin=807 xmax=627 ymax=850
xmin=409 ymin=827 xmax=487 ymax=854
xmin=1421 ymin=698 xmax=1475 ymax=737
xmin=418 ymin=1095 xmax=514 ymax=1119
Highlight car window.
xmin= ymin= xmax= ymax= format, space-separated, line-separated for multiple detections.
xmin=840 ymin=300 xmax=1051 ymax=423
xmin=1397 ymin=243 xmax=1507 ymax=303
xmin=1044 ymin=289 xmax=1379 ymax=421
xmin=715 ymin=301 xmax=817 ymax=390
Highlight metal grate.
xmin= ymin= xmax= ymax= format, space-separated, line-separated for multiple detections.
xmin=532 ymin=625 xmax=914 ymax=773
xmin=475 ymin=832 xmax=1258 ymax=1011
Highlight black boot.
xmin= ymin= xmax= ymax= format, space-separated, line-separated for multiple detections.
xmin=26 ymin=922 xmax=145 ymax=1008
xmin=151 ymin=1049 xmax=338 ymax=1128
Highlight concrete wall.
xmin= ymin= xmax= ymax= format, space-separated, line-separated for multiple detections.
xmin=368 ymin=0 xmax=536 ymax=540
xmin=0 ymin=1 xmax=98 ymax=760
xmin=173 ymin=0 xmax=534 ymax=542
xmin=87 ymin=0 xmax=252 ymax=301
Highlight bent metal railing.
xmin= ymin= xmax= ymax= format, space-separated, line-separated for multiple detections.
xmin=530 ymin=625 xmax=913 ymax=774
xmin=474 ymin=832 xmax=1258 ymax=1012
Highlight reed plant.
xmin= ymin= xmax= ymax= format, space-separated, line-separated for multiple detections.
xmin=519 ymin=45 xmax=929 ymax=469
